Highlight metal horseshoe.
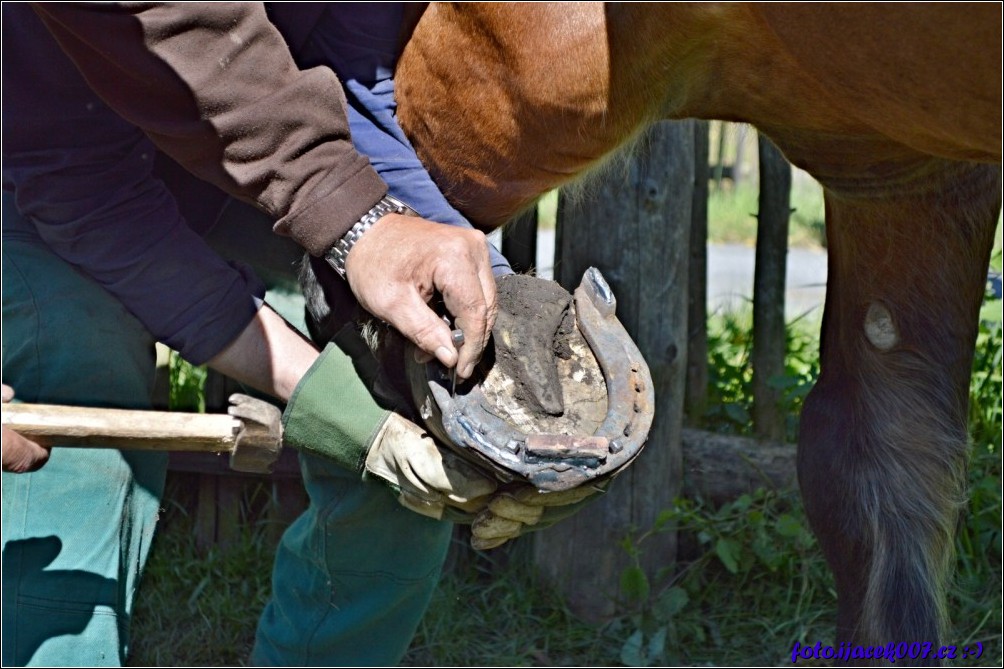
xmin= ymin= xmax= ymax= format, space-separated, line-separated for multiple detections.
xmin=408 ymin=267 xmax=655 ymax=492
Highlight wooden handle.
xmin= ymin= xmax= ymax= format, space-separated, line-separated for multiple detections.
xmin=1 ymin=402 xmax=241 ymax=452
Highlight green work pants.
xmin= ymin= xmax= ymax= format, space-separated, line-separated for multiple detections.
xmin=1 ymin=194 xmax=166 ymax=666
xmin=1 ymin=194 xmax=451 ymax=666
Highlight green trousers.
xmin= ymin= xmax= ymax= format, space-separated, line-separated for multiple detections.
xmin=1 ymin=195 xmax=452 ymax=666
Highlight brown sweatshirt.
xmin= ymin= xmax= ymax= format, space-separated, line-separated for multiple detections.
xmin=32 ymin=1 xmax=388 ymax=256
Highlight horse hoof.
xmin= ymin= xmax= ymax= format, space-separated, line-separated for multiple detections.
xmin=407 ymin=268 xmax=655 ymax=491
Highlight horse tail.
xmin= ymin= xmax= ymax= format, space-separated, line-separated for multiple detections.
xmin=854 ymin=350 xmax=968 ymax=648
xmin=799 ymin=346 xmax=969 ymax=653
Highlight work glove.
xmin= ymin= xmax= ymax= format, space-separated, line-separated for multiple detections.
xmin=469 ymin=480 xmax=609 ymax=550
xmin=365 ymin=411 xmax=498 ymax=518
xmin=281 ymin=342 xmax=497 ymax=519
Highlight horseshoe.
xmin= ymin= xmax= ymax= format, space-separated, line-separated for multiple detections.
xmin=408 ymin=268 xmax=655 ymax=492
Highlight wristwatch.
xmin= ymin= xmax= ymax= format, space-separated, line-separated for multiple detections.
xmin=325 ymin=194 xmax=416 ymax=279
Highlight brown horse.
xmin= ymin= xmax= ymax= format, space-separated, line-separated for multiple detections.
xmin=393 ymin=2 xmax=1002 ymax=656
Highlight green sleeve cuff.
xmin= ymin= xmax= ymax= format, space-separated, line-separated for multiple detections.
xmin=281 ymin=342 xmax=389 ymax=473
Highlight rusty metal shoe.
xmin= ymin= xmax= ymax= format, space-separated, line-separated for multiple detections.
xmin=407 ymin=268 xmax=654 ymax=492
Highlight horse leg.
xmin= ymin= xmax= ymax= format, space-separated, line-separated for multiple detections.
xmin=797 ymin=161 xmax=1000 ymax=654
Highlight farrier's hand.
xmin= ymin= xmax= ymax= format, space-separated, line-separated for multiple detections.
xmin=281 ymin=342 xmax=497 ymax=519
xmin=1 ymin=385 xmax=51 ymax=473
xmin=365 ymin=412 xmax=498 ymax=519
xmin=345 ymin=214 xmax=497 ymax=380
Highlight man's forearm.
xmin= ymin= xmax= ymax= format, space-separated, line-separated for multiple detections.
xmin=206 ymin=304 xmax=319 ymax=403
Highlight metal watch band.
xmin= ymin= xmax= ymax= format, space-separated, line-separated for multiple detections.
xmin=324 ymin=195 xmax=415 ymax=278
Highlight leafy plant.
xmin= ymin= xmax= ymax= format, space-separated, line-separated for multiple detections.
xmin=951 ymin=303 xmax=1002 ymax=664
xmin=701 ymin=309 xmax=820 ymax=442
xmin=615 ymin=489 xmax=833 ymax=667
xmin=615 ymin=284 xmax=1002 ymax=667
xmin=167 ymin=350 xmax=207 ymax=413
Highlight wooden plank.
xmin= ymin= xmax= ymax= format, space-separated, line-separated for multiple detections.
xmin=195 ymin=473 xmax=218 ymax=553
xmin=2 ymin=402 xmax=240 ymax=451
xmin=168 ymin=447 xmax=302 ymax=478
xmin=752 ymin=134 xmax=792 ymax=440
xmin=685 ymin=120 xmax=710 ymax=426
xmin=215 ymin=476 xmax=244 ymax=551
xmin=535 ymin=119 xmax=695 ymax=621
xmin=681 ymin=428 xmax=796 ymax=504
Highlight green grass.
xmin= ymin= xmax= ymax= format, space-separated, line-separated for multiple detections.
xmin=129 ymin=303 xmax=1001 ymax=666
xmin=127 ymin=509 xmax=271 ymax=666
xmin=707 ymin=177 xmax=826 ymax=249
xmin=403 ymin=544 xmax=621 ymax=666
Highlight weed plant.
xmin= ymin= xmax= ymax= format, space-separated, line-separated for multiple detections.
xmin=130 ymin=290 xmax=1001 ymax=667
xmin=606 ymin=300 xmax=1001 ymax=667
xmin=702 ymin=308 xmax=821 ymax=443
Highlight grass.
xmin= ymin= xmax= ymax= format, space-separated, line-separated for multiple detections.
xmin=707 ymin=176 xmax=826 ymax=249
xmin=127 ymin=502 xmax=271 ymax=666
xmin=128 ymin=302 xmax=1001 ymax=666
xmin=403 ymin=543 xmax=622 ymax=666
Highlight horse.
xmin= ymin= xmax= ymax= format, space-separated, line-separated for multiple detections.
xmin=391 ymin=2 xmax=1003 ymax=657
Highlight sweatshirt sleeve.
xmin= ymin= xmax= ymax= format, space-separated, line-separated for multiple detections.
xmin=30 ymin=2 xmax=388 ymax=255
xmin=3 ymin=3 xmax=265 ymax=364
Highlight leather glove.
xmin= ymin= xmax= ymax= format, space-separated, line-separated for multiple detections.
xmin=365 ymin=412 xmax=497 ymax=519
xmin=469 ymin=481 xmax=609 ymax=550
xmin=281 ymin=342 xmax=497 ymax=519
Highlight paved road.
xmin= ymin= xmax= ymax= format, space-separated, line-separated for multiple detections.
xmin=705 ymin=243 xmax=827 ymax=320
xmin=495 ymin=230 xmax=828 ymax=321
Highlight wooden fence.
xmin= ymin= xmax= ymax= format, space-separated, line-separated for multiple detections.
xmin=505 ymin=120 xmax=800 ymax=618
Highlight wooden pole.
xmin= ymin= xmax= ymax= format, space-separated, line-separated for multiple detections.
xmin=501 ymin=207 xmax=539 ymax=275
xmin=2 ymin=402 xmax=240 ymax=450
xmin=712 ymin=121 xmax=727 ymax=190
xmin=534 ymin=120 xmax=695 ymax=621
xmin=685 ymin=120 xmax=710 ymax=426
xmin=752 ymin=134 xmax=792 ymax=440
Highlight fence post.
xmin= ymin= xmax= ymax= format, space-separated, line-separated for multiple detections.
xmin=501 ymin=207 xmax=539 ymax=275
xmin=712 ymin=121 xmax=728 ymax=190
xmin=533 ymin=120 xmax=695 ymax=620
xmin=752 ymin=134 xmax=792 ymax=440
xmin=685 ymin=120 xmax=710 ymax=425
